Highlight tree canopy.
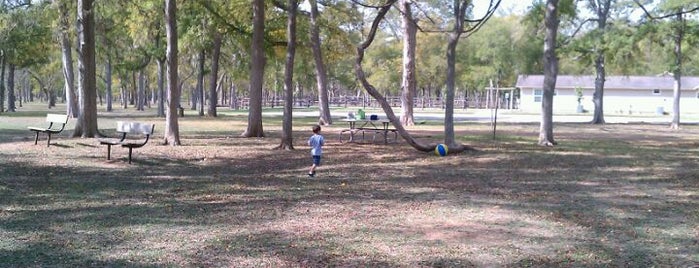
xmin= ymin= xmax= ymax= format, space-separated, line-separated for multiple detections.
xmin=4 ymin=0 xmax=699 ymax=146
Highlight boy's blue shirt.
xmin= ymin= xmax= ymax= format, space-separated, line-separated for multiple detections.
xmin=308 ymin=134 xmax=324 ymax=156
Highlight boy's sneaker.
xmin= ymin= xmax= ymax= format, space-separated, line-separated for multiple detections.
xmin=308 ymin=172 xmax=315 ymax=177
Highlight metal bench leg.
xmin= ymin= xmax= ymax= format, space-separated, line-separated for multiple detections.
xmin=128 ymin=147 xmax=133 ymax=164
xmin=34 ymin=132 xmax=39 ymax=145
xmin=106 ymin=144 xmax=112 ymax=160
xmin=47 ymin=133 xmax=51 ymax=147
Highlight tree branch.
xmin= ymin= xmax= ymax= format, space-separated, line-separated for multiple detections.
xmin=349 ymin=0 xmax=394 ymax=9
xmin=559 ymin=18 xmax=597 ymax=46
xmin=462 ymin=0 xmax=501 ymax=38
xmin=410 ymin=0 xmax=438 ymax=29
xmin=1 ymin=0 xmax=31 ymax=11
xmin=633 ymin=0 xmax=699 ymax=20
xmin=197 ymin=0 xmax=287 ymax=47
xmin=196 ymin=0 xmax=250 ymax=36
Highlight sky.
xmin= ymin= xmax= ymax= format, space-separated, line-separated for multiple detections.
xmin=474 ymin=0 xmax=651 ymax=21
xmin=472 ymin=0 xmax=533 ymax=17
xmin=298 ymin=1 xmax=533 ymax=17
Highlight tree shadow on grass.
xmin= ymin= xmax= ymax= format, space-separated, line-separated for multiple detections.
xmin=0 ymin=127 xmax=698 ymax=266
xmin=0 ymin=129 xmax=33 ymax=145
xmin=384 ymin=143 xmax=699 ymax=266
xmin=0 ymin=243 xmax=154 ymax=267
xmin=189 ymin=230 xmax=400 ymax=267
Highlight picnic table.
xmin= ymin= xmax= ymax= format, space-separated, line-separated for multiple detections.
xmin=339 ymin=119 xmax=397 ymax=144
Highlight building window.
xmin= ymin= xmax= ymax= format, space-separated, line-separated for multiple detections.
xmin=534 ymin=89 xmax=543 ymax=102
xmin=653 ymin=89 xmax=661 ymax=95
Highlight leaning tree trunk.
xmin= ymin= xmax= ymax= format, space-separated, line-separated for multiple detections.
xmin=73 ymin=0 xmax=99 ymax=138
xmin=242 ymin=0 xmax=266 ymax=137
xmin=277 ymin=0 xmax=298 ymax=150
xmin=164 ymin=0 xmax=181 ymax=145
xmin=400 ymin=0 xmax=416 ymax=126
xmin=309 ymin=0 xmax=332 ymax=125
xmin=538 ymin=0 xmax=559 ymax=146
xmin=354 ymin=1 xmax=435 ymax=153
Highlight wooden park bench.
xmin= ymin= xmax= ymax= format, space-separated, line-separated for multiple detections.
xmin=98 ymin=121 xmax=155 ymax=164
xmin=27 ymin=113 xmax=69 ymax=147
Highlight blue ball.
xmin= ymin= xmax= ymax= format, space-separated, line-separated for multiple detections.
xmin=435 ymin=144 xmax=448 ymax=156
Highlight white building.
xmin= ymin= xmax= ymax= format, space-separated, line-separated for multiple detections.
xmin=515 ymin=75 xmax=699 ymax=114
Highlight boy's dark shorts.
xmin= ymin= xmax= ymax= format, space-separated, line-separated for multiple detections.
xmin=312 ymin=155 xmax=321 ymax=165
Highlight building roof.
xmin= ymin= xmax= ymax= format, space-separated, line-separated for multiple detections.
xmin=516 ymin=75 xmax=699 ymax=91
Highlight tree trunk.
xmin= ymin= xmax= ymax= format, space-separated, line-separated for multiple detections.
xmin=7 ymin=64 xmax=16 ymax=112
xmin=120 ymin=79 xmax=128 ymax=109
xmin=539 ymin=0 xmax=559 ymax=146
xmin=26 ymin=71 xmax=32 ymax=102
xmin=400 ymin=0 xmax=416 ymax=126
xmin=309 ymin=0 xmax=332 ymax=125
xmin=220 ymin=75 xmax=227 ymax=106
xmin=207 ymin=31 xmax=222 ymax=117
xmin=591 ymin=52 xmax=605 ymax=124
xmin=229 ymin=82 xmax=237 ymax=109
xmin=0 ymin=53 xmax=4 ymax=113
xmin=164 ymin=0 xmax=181 ymax=145
xmin=105 ymin=57 xmax=113 ymax=112
xmin=137 ymin=69 xmax=145 ymax=111
xmin=73 ymin=0 xmax=99 ymax=138
xmin=277 ymin=0 xmax=298 ymax=150
xmin=18 ymin=71 xmax=26 ymax=107
xmin=57 ymin=0 xmax=79 ymax=118
xmin=444 ymin=4 xmax=467 ymax=149
xmin=157 ymin=58 xmax=165 ymax=117
xmin=670 ymin=12 xmax=683 ymax=130
xmin=443 ymin=2 xmax=470 ymax=150
xmin=590 ymin=0 xmax=611 ymax=124
xmin=20 ymin=71 xmax=28 ymax=104
xmin=196 ymin=49 xmax=205 ymax=116
xmin=190 ymin=87 xmax=197 ymax=110
xmin=242 ymin=0 xmax=266 ymax=137
xmin=130 ymin=71 xmax=137 ymax=106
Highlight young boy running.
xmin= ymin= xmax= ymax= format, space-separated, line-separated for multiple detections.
xmin=308 ymin=125 xmax=324 ymax=177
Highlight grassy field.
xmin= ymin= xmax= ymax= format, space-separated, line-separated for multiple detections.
xmin=0 ymin=103 xmax=697 ymax=267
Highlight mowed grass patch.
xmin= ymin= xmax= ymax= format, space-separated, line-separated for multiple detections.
xmin=0 ymin=105 xmax=697 ymax=267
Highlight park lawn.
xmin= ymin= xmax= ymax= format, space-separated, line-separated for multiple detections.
xmin=0 ymin=105 xmax=697 ymax=267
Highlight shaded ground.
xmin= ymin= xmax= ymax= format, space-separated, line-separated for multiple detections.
xmin=0 ymin=108 xmax=697 ymax=267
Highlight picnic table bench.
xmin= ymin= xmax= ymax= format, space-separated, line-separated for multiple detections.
xmin=27 ymin=113 xmax=69 ymax=147
xmin=339 ymin=119 xmax=397 ymax=144
xmin=98 ymin=121 xmax=155 ymax=164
